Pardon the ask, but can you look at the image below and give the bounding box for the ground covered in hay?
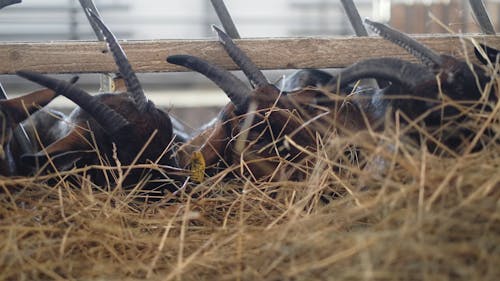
[1,125,499,280]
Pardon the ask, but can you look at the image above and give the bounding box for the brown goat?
[16,10,180,192]
[170,21,498,181]
[168,26,371,182]
[323,19,498,153]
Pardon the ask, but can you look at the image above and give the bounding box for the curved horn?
[365,19,443,68]
[16,70,130,134]
[0,0,21,10]
[474,43,500,65]
[326,58,434,91]
[1,76,78,124]
[167,55,251,110]
[212,25,270,89]
[85,9,149,113]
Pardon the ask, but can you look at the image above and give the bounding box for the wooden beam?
[1,35,499,74]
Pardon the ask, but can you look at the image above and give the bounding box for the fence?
[0,35,497,75]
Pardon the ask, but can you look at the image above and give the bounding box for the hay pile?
[1,116,499,280]
[2,63,500,280]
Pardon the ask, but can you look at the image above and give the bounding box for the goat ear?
[0,88,58,125]
[475,43,500,65]
[23,127,92,170]
[21,150,91,172]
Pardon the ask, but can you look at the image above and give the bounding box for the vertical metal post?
[340,0,369,36]
[78,0,113,92]
[210,0,241,39]
[469,0,496,35]
[0,0,32,154]
[340,0,381,89]
[0,83,32,154]
[0,0,21,10]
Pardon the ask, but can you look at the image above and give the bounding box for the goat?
[16,10,180,193]
[168,26,369,182]
[324,19,498,153]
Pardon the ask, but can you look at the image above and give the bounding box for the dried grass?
[2,75,500,281]
[2,119,498,281]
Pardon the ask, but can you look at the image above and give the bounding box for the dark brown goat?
[324,19,498,153]
[16,10,179,192]
[170,22,498,181]
[168,26,368,182]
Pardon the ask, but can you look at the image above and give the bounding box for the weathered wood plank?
[0,35,499,74]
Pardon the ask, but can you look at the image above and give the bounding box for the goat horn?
[326,58,434,91]
[16,70,130,135]
[85,9,149,113]
[0,0,21,10]
[475,42,500,65]
[167,55,251,111]
[212,25,270,89]
[0,76,78,124]
[365,19,443,68]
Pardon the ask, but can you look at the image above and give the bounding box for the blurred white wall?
[0,0,384,41]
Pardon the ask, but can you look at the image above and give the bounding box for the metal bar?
[0,83,32,154]
[340,0,381,88]
[340,0,368,37]
[0,0,33,154]
[3,4,128,12]
[469,0,496,35]
[78,0,112,92]
[210,0,241,39]
[0,0,21,10]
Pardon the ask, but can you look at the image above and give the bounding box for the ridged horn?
[1,76,78,124]
[326,58,434,91]
[212,25,270,89]
[365,19,443,68]
[0,0,21,10]
[16,70,130,134]
[167,55,251,110]
[85,9,149,113]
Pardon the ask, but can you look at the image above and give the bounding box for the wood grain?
[0,35,499,74]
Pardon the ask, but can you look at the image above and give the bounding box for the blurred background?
[0,0,498,129]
